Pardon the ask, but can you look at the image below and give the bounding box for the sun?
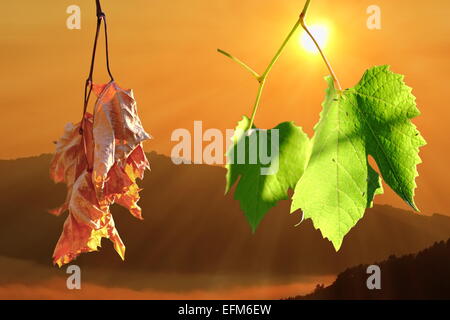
[300,24,329,54]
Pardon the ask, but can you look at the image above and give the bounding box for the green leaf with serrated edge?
[226,116,311,232]
[351,66,426,210]
[291,66,425,251]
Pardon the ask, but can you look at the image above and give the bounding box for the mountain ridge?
[0,152,448,279]
[290,238,450,300]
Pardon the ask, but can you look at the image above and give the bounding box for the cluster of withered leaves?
[50,82,151,267]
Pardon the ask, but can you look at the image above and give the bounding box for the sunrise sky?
[1,0,449,215]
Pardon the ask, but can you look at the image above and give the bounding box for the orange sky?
[1,0,449,214]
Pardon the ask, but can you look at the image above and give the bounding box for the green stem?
[300,0,311,19]
[218,0,341,129]
[260,20,301,80]
[217,49,260,80]
[249,79,266,130]
[247,19,301,129]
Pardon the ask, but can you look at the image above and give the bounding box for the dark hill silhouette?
[0,153,449,283]
[291,238,450,300]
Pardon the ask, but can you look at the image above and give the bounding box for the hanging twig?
[81,0,115,128]
[79,0,116,172]
[218,0,343,129]
[299,0,342,90]
[218,18,301,130]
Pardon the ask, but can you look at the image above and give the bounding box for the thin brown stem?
[300,1,342,90]
[82,0,115,123]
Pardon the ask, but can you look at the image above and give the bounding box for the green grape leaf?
[291,66,426,250]
[226,116,311,232]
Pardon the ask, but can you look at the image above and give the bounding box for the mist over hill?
[0,153,449,291]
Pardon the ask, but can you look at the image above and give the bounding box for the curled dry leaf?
[49,114,93,216]
[52,170,126,266]
[91,82,151,200]
[50,82,151,267]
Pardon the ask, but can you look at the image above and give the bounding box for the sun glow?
[300,24,329,54]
